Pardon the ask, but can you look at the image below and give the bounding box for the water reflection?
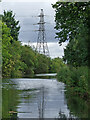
[65,91,89,118]
[38,87,45,118]
[2,73,89,119]
[2,79,20,119]
[14,78,68,118]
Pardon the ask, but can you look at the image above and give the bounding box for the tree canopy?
[52,2,90,44]
[2,10,20,43]
[2,10,66,78]
[52,2,90,66]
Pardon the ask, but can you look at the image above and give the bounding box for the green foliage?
[53,2,89,100]
[2,22,25,78]
[0,14,2,20]
[2,10,71,79]
[2,21,57,78]
[0,20,2,78]
[49,57,65,73]
[65,91,88,118]
[52,2,89,44]
[52,2,89,66]
[57,66,89,99]
[35,54,50,74]
[57,65,70,84]
[2,22,13,77]
[63,25,88,66]
[2,10,20,42]
[21,45,35,77]
[9,41,25,78]
[2,80,20,118]
[2,20,53,78]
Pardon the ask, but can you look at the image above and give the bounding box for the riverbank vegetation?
[2,21,49,78]
[1,2,90,119]
[2,10,63,78]
[57,65,89,99]
[2,1,90,101]
[52,1,90,100]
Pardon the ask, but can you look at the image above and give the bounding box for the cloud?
[48,42,67,58]
[1,2,57,43]
[2,0,57,3]
[1,1,68,58]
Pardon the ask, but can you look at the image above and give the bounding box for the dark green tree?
[35,54,50,74]
[52,2,89,44]
[21,45,35,77]
[63,25,88,67]
[49,57,64,73]
[2,10,20,43]
[52,2,90,66]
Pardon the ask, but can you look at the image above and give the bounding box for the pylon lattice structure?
[36,9,50,57]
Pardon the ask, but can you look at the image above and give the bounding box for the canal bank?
[2,73,89,119]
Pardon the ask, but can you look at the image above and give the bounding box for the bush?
[57,65,89,99]
[57,65,70,83]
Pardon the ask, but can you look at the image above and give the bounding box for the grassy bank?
[57,65,89,100]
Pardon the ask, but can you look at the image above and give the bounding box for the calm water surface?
[2,73,88,119]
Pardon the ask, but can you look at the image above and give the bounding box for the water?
[2,73,88,119]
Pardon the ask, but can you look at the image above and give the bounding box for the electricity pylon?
[36,9,49,57]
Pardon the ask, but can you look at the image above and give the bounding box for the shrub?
[57,65,89,99]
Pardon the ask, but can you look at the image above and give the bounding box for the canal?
[2,73,88,119]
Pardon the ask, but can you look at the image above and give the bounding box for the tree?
[2,10,20,43]
[52,2,89,66]
[21,45,36,77]
[2,22,26,78]
[2,22,13,77]
[49,57,64,73]
[52,2,89,44]
[35,54,50,74]
[63,36,88,67]
[0,20,2,78]
[9,41,27,78]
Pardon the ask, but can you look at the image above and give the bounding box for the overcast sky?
[0,0,67,58]
[2,0,58,2]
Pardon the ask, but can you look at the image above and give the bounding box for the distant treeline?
[1,10,64,78]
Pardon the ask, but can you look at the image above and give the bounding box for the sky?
[2,0,58,2]
[0,0,67,58]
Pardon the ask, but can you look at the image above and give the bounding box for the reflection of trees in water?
[2,83,20,119]
[58,110,81,120]
[65,91,88,118]
[38,86,46,119]
[57,85,88,119]
[58,110,67,119]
